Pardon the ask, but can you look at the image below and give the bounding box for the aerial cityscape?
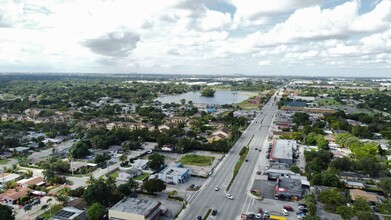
[0,1,391,220]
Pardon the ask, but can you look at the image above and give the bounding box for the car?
[283,205,294,211]
[147,150,153,154]
[281,209,289,216]
[215,186,220,191]
[190,184,195,188]
[245,159,249,162]
[298,203,307,207]
[211,210,218,216]
[196,216,202,220]
[263,211,270,218]
[298,205,307,210]
[225,194,234,200]
[256,171,261,175]
[31,199,41,205]
[255,148,258,150]
[373,206,380,212]
[255,213,262,219]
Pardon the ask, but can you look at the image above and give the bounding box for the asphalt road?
[180,91,280,220]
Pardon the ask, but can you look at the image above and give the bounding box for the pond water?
[156,90,258,105]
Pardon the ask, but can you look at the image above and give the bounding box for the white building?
[158,167,190,184]
[131,159,149,170]
[117,168,142,181]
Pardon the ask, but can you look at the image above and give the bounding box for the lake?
[156,90,258,105]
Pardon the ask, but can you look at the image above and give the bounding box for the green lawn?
[39,204,63,219]
[179,154,214,167]
[134,172,150,181]
[0,159,9,165]
[109,171,119,179]
[318,98,341,106]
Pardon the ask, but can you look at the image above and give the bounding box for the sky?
[0,0,390,77]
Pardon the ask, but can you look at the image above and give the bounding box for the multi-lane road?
[180,91,280,220]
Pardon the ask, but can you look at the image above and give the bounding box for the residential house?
[166,116,188,125]
[132,159,149,170]
[0,188,30,204]
[158,124,175,132]
[0,173,21,185]
[350,189,378,203]
[344,180,365,189]
[109,197,162,220]
[117,168,142,181]
[17,176,45,188]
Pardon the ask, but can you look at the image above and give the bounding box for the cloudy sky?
[0,0,390,76]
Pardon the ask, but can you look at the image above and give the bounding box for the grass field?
[0,159,9,165]
[134,172,150,181]
[178,154,214,167]
[39,204,63,219]
[109,171,119,179]
[318,98,341,106]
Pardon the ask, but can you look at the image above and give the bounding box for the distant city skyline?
[0,0,390,77]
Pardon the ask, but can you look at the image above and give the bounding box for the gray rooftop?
[272,139,296,160]
[278,177,302,192]
[160,167,189,176]
[110,197,160,216]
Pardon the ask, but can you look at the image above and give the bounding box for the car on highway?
[281,209,289,216]
[212,210,218,216]
[256,171,261,175]
[245,159,249,162]
[225,194,234,200]
[255,148,258,150]
[215,186,220,191]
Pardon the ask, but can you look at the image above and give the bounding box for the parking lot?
[243,198,306,220]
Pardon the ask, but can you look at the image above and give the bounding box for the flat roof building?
[0,173,20,185]
[270,139,296,166]
[50,207,86,220]
[109,197,161,220]
[275,176,302,199]
[158,167,190,184]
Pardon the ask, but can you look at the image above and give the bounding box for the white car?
[215,187,220,191]
[255,213,262,219]
[225,194,234,200]
[281,209,289,216]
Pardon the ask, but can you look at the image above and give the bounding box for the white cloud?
[0,0,390,76]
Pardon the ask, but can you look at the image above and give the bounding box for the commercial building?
[109,197,161,220]
[275,177,302,199]
[270,139,296,166]
[50,207,86,220]
[158,167,190,184]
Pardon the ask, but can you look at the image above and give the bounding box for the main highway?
[179,90,280,220]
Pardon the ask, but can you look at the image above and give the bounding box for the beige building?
[109,197,161,220]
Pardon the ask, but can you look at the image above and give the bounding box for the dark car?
[373,206,380,212]
[255,148,258,150]
[196,216,202,220]
[256,171,261,175]
[245,159,249,162]
[212,210,218,216]
[283,205,294,211]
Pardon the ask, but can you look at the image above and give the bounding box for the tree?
[292,112,311,126]
[0,203,15,220]
[83,178,121,206]
[118,179,139,196]
[353,197,372,220]
[330,157,353,172]
[290,165,300,173]
[87,202,105,220]
[336,205,354,220]
[319,188,344,212]
[69,140,91,159]
[143,179,166,193]
[55,188,70,204]
[147,153,165,171]
[180,98,186,105]
[379,177,391,197]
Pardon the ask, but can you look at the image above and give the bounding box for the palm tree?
[86,175,96,185]
[119,154,127,164]
[55,188,70,205]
